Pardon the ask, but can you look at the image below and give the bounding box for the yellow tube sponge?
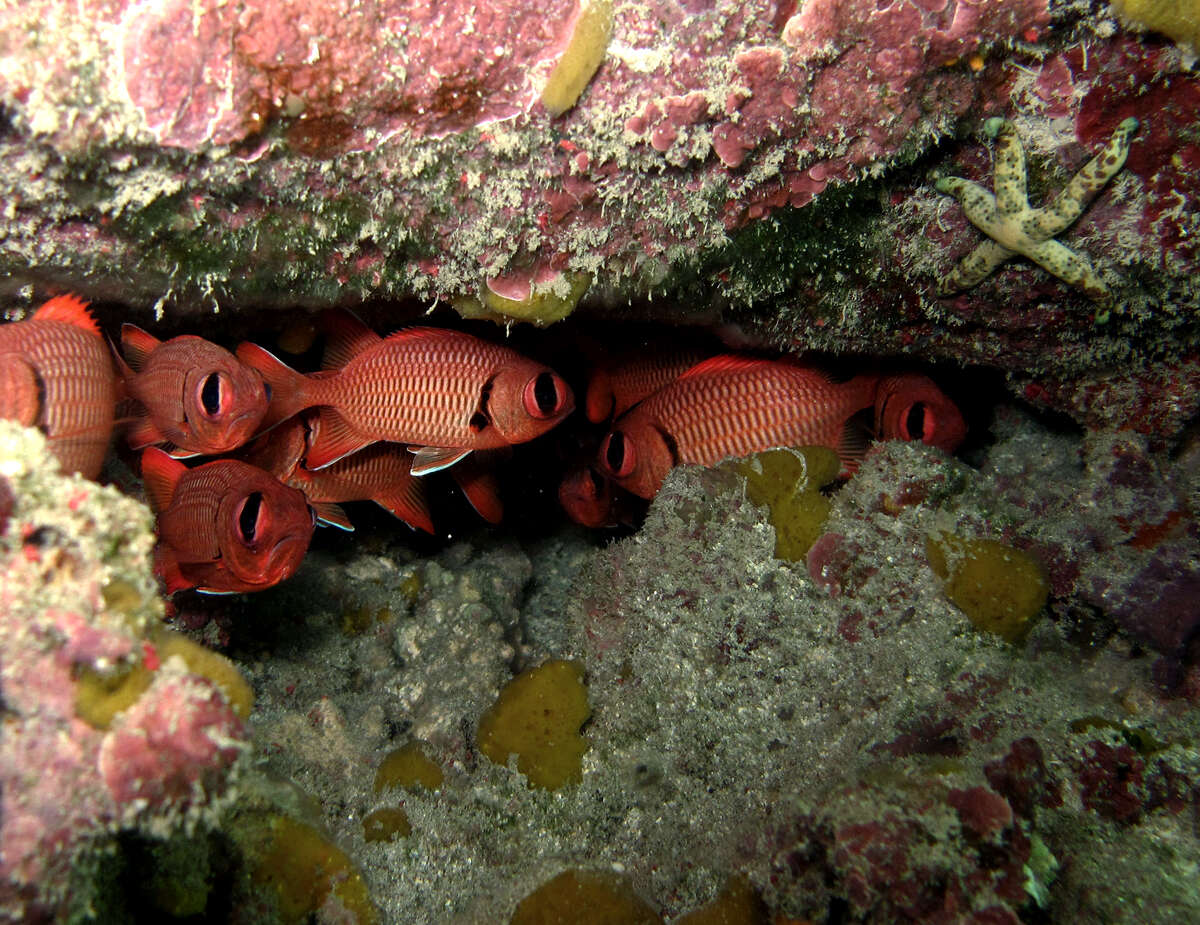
[478,659,590,790]
[926,533,1049,643]
[541,0,615,116]
[1110,0,1200,53]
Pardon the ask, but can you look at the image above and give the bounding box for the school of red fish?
[0,295,967,593]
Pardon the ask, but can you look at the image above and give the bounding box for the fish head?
[596,417,674,500]
[179,344,271,453]
[216,467,315,590]
[875,374,966,454]
[484,364,575,443]
[558,464,615,527]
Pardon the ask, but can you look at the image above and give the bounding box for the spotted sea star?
[935,116,1140,301]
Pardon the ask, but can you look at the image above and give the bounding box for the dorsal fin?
[32,294,100,336]
[319,309,383,370]
[140,447,186,513]
[120,324,162,373]
[677,354,778,379]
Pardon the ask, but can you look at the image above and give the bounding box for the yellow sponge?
[726,446,841,562]
[511,869,661,924]
[927,533,1049,643]
[374,741,444,793]
[1110,0,1200,53]
[478,660,590,790]
[541,0,615,116]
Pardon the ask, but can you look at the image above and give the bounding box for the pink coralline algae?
[121,0,579,149]
[0,425,246,920]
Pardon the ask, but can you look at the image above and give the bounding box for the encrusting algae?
[477,659,591,790]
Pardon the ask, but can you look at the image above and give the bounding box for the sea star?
[935,116,1140,301]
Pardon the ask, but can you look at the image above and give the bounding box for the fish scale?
[0,303,115,480]
[238,312,573,471]
[599,355,881,499]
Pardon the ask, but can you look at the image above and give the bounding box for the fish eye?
[601,431,635,479]
[237,492,265,545]
[523,372,564,419]
[198,372,227,419]
[903,403,927,442]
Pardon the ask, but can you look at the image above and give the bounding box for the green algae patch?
[725,446,841,562]
[155,631,254,719]
[238,811,379,925]
[374,741,444,793]
[540,0,615,116]
[511,869,661,924]
[362,806,412,843]
[926,533,1049,643]
[478,659,590,790]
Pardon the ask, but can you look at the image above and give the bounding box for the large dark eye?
[237,492,264,544]
[600,431,636,478]
[200,372,224,418]
[903,403,927,442]
[523,372,565,419]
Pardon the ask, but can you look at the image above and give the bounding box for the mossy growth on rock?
[477,659,591,790]
[511,869,661,924]
[723,446,841,562]
[926,532,1049,643]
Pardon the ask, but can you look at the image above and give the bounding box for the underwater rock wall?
[1,1,1197,433]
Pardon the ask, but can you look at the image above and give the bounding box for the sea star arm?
[984,117,1028,217]
[935,176,1002,238]
[1032,117,1140,238]
[937,239,1012,295]
[1024,239,1110,300]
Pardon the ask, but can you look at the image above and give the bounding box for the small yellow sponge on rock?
[478,659,590,790]
[511,869,661,924]
[1110,0,1200,54]
[541,0,614,116]
[926,532,1049,643]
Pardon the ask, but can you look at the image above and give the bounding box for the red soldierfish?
[141,448,315,594]
[236,310,574,473]
[596,355,880,499]
[873,373,966,454]
[242,414,434,534]
[115,324,270,456]
[585,344,711,423]
[0,294,115,479]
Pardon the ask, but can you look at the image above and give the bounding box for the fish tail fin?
[140,446,186,513]
[235,341,313,427]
